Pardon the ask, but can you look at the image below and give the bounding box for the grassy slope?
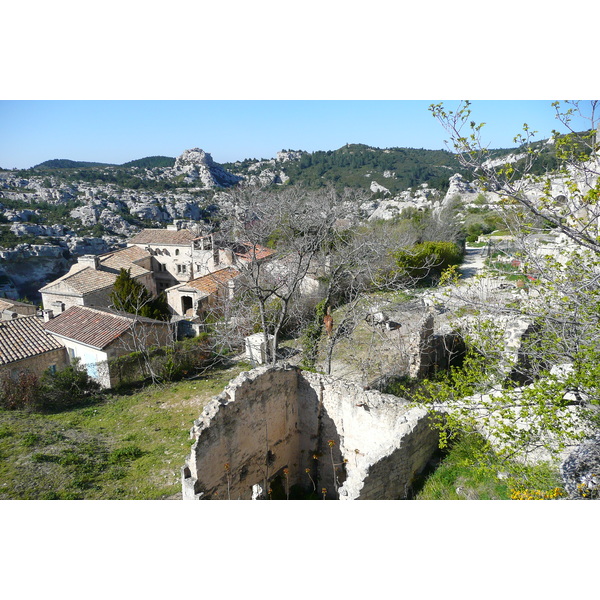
[0,362,250,500]
[414,433,566,500]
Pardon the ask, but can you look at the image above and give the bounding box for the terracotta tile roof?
[0,316,65,366]
[128,228,197,245]
[39,266,117,295]
[233,242,276,262]
[44,306,167,350]
[184,267,241,296]
[39,247,150,295]
[98,246,151,274]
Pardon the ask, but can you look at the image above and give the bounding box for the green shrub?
[108,445,143,465]
[391,241,464,283]
[39,362,103,411]
[300,298,328,370]
[109,333,212,388]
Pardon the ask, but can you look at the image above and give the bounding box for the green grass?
[0,362,250,500]
[414,433,565,500]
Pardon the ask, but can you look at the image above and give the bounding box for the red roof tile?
[0,316,65,366]
[44,306,167,350]
[184,268,241,296]
[128,228,197,245]
[233,243,275,262]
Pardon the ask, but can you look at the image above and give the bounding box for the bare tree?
[217,184,343,365]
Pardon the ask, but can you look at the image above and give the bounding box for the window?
[48,364,57,374]
[175,249,180,256]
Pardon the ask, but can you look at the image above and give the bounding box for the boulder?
[561,434,600,499]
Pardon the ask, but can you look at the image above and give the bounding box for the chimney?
[43,309,54,322]
[78,254,100,270]
[51,301,65,314]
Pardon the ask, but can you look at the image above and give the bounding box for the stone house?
[39,246,155,314]
[163,240,278,318]
[127,226,228,293]
[165,267,241,317]
[0,315,68,380]
[43,305,173,388]
[127,226,277,294]
[0,298,37,320]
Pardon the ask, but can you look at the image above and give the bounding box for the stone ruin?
[181,365,439,500]
[181,306,590,500]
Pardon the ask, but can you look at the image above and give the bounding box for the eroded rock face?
[174,148,215,169]
[172,148,242,188]
[443,173,479,203]
[181,365,439,500]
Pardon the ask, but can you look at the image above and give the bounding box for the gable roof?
[44,306,168,350]
[183,267,241,296]
[39,265,118,296]
[98,245,151,274]
[232,242,275,262]
[128,228,197,246]
[0,316,65,366]
[0,298,36,313]
[39,247,151,296]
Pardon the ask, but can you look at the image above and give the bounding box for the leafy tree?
[110,268,170,321]
[422,100,600,461]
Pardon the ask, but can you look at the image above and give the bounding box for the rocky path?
[458,244,487,279]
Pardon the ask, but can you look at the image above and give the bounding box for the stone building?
[165,267,241,317]
[0,315,68,380]
[0,298,37,320]
[43,305,173,388]
[39,246,155,314]
[127,227,226,293]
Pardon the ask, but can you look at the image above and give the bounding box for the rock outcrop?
[172,148,242,188]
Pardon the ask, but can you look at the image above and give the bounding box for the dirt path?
[458,245,487,279]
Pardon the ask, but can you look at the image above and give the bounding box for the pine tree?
[110,268,170,321]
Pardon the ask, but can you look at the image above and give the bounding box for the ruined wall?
[182,366,439,500]
[302,372,439,500]
[184,367,318,499]
[408,312,435,379]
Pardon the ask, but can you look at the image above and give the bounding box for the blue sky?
[0,100,593,169]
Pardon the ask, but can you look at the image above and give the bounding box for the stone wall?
[182,365,439,500]
[0,347,68,380]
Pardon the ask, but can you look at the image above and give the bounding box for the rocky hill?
[0,138,568,301]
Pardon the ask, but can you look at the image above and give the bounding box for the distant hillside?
[120,156,175,168]
[34,156,175,170]
[34,159,116,169]
[225,144,470,193]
